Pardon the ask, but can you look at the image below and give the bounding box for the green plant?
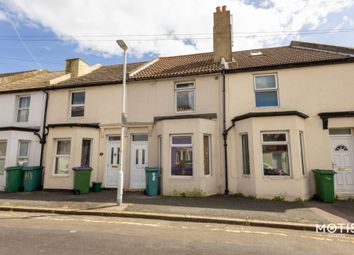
[233,193,245,198]
[294,197,305,203]
[178,189,206,197]
[247,195,257,200]
[272,194,285,202]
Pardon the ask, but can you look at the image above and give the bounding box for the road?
[0,211,353,255]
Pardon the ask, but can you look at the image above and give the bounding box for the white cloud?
[1,0,353,58]
[0,10,7,21]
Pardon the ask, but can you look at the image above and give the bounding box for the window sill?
[169,175,194,179]
[52,174,70,177]
[262,175,292,180]
[242,174,251,178]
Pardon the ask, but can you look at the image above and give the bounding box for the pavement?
[0,190,353,232]
[1,211,353,255]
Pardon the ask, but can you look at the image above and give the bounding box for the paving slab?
[0,190,352,226]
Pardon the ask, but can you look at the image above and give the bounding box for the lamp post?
[116,40,128,205]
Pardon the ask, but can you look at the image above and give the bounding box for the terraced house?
[1,7,354,200]
[0,69,68,190]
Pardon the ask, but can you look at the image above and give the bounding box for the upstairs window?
[254,74,278,107]
[17,96,31,122]
[70,91,85,117]
[17,141,30,166]
[175,82,195,112]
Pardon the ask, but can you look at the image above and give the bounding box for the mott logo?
[316,224,354,234]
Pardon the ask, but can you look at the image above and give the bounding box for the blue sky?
[0,0,353,73]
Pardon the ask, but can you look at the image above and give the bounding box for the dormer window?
[70,91,85,117]
[175,82,195,112]
[17,95,31,122]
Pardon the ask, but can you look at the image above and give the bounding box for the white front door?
[105,136,120,188]
[330,135,354,193]
[130,135,148,189]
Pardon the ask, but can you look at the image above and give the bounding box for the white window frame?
[53,139,71,176]
[170,134,193,177]
[254,73,279,107]
[261,131,291,177]
[203,134,212,176]
[175,81,195,113]
[69,91,85,118]
[0,140,7,175]
[16,95,31,122]
[17,140,31,166]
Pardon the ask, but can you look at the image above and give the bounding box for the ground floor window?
[17,140,30,166]
[81,139,92,167]
[241,134,250,175]
[203,135,211,175]
[54,139,71,175]
[262,132,290,176]
[0,141,7,175]
[171,135,193,176]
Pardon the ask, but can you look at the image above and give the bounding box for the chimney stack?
[65,58,101,78]
[213,6,233,63]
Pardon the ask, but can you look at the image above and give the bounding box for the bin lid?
[145,167,160,172]
[23,166,44,171]
[73,166,93,171]
[313,169,336,175]
[5,166,23,171]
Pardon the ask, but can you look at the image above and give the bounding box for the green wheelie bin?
[313,169,336,203]
[145,167,160,196]
[73,166,92,195]
[5,166,24,192]
[23,166,43,192]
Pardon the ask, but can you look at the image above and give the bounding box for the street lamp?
[116,40,128,205]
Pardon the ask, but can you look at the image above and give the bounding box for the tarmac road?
[0,211,353,255]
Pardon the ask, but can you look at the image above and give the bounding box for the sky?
[0,0,353,73]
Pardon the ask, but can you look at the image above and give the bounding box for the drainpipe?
[39,90,49,166]
[221,68,229,195]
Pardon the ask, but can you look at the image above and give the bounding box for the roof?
[56,61,147,88]
[132,41,354,80]
[0,70,65,92]
[0,41,353,93]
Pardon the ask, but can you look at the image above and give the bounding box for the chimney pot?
[216,6,221,12]
[222,5,227,12]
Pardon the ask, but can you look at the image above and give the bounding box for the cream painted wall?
[46,75,220,125]
[44,74,223,193]
[226,63,354,199]
[43,127,99,190]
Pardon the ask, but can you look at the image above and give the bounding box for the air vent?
[250,51,263,56]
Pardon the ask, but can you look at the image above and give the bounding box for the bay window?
[171,135,193,176]
[262,132,290,176]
